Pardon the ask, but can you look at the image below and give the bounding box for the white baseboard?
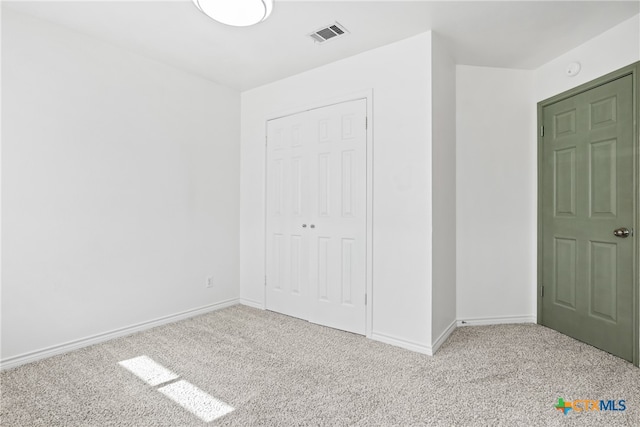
[370,320,457,357]
[239,298,265,310]
[431,320,457,354]
[370,332,434,356]
[457,314,536,327]
[1,303,537,371]
[0,298,240,371]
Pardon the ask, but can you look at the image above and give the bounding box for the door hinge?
[365,294,367,305]
[540,126,545,137]
[365,117,368,130]
[540,286,544,298]
[264,275,267,287]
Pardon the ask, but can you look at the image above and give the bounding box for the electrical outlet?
[206,277,214,288]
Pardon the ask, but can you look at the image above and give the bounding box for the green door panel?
[540,74,634,362]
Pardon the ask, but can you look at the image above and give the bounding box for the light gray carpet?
[1,305,639,426]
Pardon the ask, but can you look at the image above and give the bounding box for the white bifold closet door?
[266,99,367,335]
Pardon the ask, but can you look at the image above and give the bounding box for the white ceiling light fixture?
[192,0,273,27]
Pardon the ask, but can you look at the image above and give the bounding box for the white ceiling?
[4,1,639,90]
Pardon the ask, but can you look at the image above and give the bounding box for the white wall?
[431,33,457,342]
[456,65,536,323]
[1,9,240,362]
[240,33,435,350]
[534,14,640,102]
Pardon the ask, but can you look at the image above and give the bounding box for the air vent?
[309,22,349,44]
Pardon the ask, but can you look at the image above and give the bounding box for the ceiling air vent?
[309,22,349,44]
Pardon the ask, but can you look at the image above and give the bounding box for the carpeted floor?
[1,305,638,426]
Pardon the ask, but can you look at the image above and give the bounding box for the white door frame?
[263,89,374,337]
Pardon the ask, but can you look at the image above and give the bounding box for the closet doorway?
[265,98,368,335]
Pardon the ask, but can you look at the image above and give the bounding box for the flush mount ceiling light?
[192,0,273,27]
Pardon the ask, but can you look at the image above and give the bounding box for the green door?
[540,74,634,362]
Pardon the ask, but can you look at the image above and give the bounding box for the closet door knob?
[310,224,315,229]
[302,224,307,228]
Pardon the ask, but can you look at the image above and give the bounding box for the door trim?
[537,61,640,367]
[263,90,374,338]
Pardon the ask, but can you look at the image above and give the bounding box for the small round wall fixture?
[566,62,581,77]
[192,0,273,27]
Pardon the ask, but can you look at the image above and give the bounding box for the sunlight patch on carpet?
[118,355,179,386]
[118,355,234,422]
[158,380,234,422]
